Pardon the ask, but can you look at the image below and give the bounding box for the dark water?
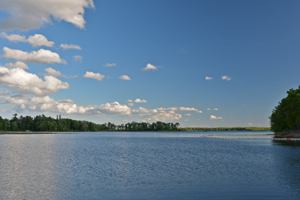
[0,131,300,199]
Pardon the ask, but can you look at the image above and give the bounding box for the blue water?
[0,131,299,199]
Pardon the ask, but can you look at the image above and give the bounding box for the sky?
[0,0,300,127]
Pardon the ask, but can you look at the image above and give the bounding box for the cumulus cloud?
[127,103,134,107]
[207,108,218,111]
[132,107,182,121]
[1,33,54,47]
[1,32,26,42]
[134,98,147,103]
[1,47,66,64]
[179,107,202,113]
[0,0,95,31]
[83,71,105,81]
[142,63,158,71]
[185,113,191,116]
[119,75,131,80]
[103,63,116,67]
[27,34,54,47]
[205,77,213,80]
[126,99,133,103]
[222,75,231,81]
[96,102,131,115]
[1,95,131,115]
[60,44,82,50]
[42,67,66,77]
[0,94,197,122]
[73,55,83,62]
[42,68,78,79]
[210,115,222,120]
[5,61,28,69]
[0,67,69,96]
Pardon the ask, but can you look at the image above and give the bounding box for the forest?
[0,114,180,132]
[180,127,270,131]
[269,86,300,132]
[0,113,270,133]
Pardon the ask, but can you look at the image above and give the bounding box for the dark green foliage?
[269,86,300,132]
[0,114,180,132]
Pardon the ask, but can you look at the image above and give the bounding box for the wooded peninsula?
[0,113,270,133]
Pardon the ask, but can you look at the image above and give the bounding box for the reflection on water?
[0,132,299,199]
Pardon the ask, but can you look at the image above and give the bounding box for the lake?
[0,131,299,199]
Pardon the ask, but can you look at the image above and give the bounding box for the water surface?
[0,131,299,199]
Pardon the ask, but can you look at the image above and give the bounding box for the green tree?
[270,86,300,132]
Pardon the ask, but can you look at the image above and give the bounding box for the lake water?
[0,131,300,199]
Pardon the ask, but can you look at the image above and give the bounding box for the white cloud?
[185,113,191,116]
[1,32,54,47]
[1,47,66,64]
[83,71,105,81]
[179,107,202,113]
[134,98,147,103]
[222,75,231,81]
[0,67,69,96]
[1,94,197,122]
[43,67,65,77]
[248,123,253,126]
[1,32,26,42]
[126,99,133,103]
[132,107,182,121]
[210,115,222,120]
[127,103,134,107]
[142,63,158,71]
[1,95,133,116]
[207,108,218,111]
[179,107,196,111]
[0,0,95,31]
[42,68,78,78]
[119,75,131,80]
[96,102,131,115]
[103,63,116,67]
[73,55,83,62]
[205,77,213,80]
[5,61,28,69]
[60,44,82,50]
[27,34,54,47]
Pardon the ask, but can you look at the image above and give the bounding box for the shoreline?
[0,130,272,135]
[275,131,300,138]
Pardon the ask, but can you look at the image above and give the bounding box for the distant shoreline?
[0,129,272,135]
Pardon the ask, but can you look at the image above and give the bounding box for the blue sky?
[0,0,300,127]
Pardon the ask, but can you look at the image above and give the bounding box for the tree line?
[269,86,300,132]
[0,114,180,132]
[180,127,270,131]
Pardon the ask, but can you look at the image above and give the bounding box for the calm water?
[0,131,300,199]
